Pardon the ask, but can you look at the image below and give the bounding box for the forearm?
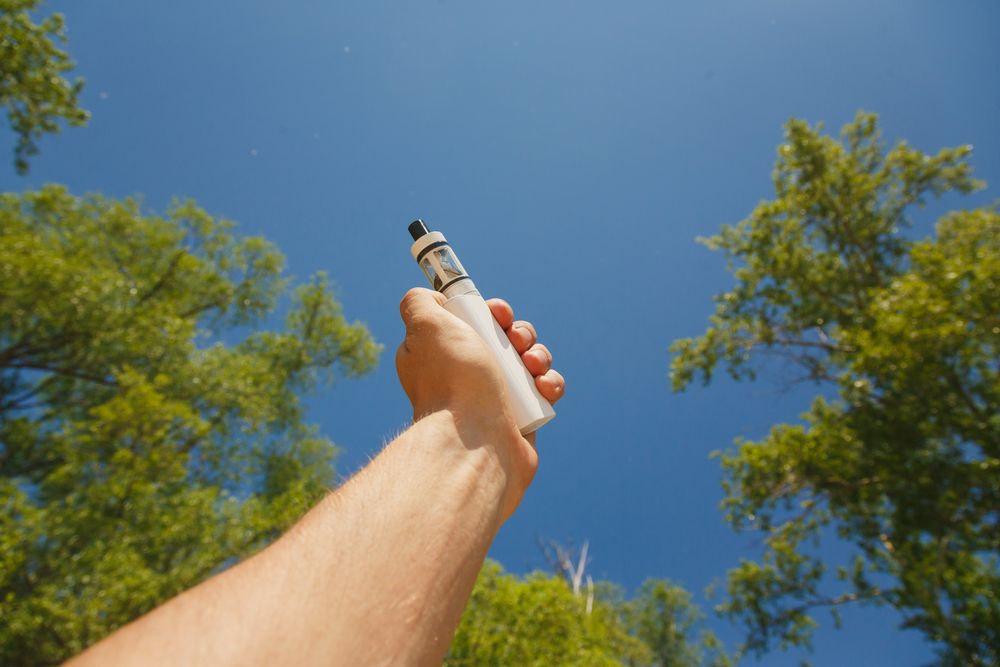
[69,411,511,667]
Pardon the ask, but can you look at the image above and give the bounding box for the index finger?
[485,298,514,330]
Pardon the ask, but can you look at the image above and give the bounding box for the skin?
[68,288,565,667]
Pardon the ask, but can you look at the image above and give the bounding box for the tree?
[448,548,728,667]
[537,539,730,667]
[623,581,730,667]
[0,186,380,663]
[0,0,89,175]
[447,560,651,666]
[671,112,998,665]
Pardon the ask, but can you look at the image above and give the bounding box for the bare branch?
[540,539,592,597]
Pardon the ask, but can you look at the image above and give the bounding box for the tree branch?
[5,362,115,387]
[138,250,185,305]
[778,587,884,622]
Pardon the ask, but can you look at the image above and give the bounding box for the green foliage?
[448,562,727,667]
[0,186,380,663]
[448,560,647,666]
[623,580,731,667]
[671,112,999,666]
[0,0,89,175]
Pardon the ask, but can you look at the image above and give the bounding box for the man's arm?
[68,288,564,666]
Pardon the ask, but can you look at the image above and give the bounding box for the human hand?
[395,288,564,517]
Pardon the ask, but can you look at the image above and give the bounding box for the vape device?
[408,220,556,435]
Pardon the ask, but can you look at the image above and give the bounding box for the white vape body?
[409,222,556,435]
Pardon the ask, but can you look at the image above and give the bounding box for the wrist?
[412,407,531,521]
[413,406,536,523]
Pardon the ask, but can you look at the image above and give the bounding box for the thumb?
[399,287,448,330]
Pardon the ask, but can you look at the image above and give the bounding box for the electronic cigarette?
[408,220,556,435]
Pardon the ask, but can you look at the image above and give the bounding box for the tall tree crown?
[0,187,380,661]
[671,112,998,666]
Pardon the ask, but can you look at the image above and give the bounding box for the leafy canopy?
[622,580,730,667]
[0,186,380,663]
[447,560,727,667]
[671,112,998,666]
[448,560,649,667]
[0,0,89,175]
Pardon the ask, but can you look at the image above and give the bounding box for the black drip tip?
[408,219,430,241]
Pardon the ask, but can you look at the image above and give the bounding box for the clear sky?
[7,1,999,664]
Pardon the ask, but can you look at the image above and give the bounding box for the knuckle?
[399,287,424,315]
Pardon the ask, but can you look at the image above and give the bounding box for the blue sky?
[7,1,999,664]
